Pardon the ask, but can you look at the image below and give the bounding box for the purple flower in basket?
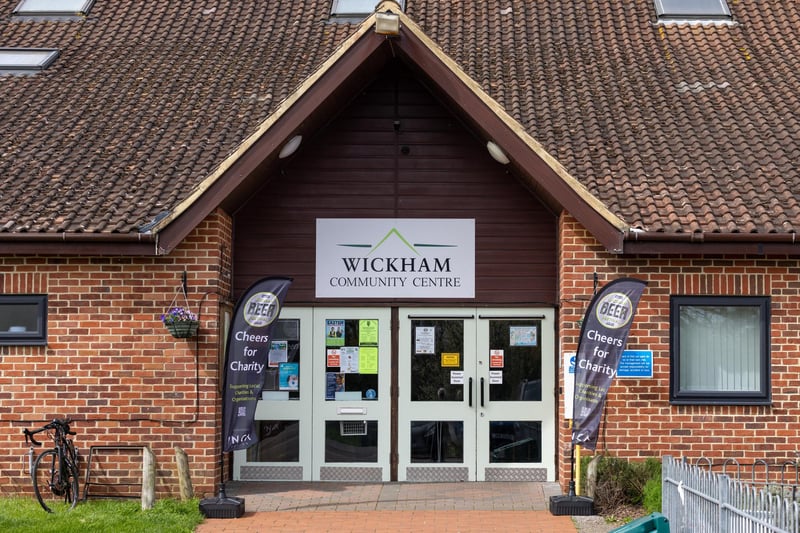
[161,307,198,324]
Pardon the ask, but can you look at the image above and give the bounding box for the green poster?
[359,319,378,345]
[359,346,378,374]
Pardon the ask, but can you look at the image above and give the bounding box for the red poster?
[489,349,504,368]
[327,349,341,367]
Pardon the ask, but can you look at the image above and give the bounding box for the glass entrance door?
[398,308,555,482]
[398,312,477,481]
[233,307,313,481]
[476,311,555,481]
[312,308,391,481]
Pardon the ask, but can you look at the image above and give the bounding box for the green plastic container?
[610,512,670,533]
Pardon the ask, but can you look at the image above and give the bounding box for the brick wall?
[557,213,800,487]
[0,209,232,499]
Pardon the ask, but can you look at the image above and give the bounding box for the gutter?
[625,230,798,244]
[0,232,158,243]
[0,231,160,256]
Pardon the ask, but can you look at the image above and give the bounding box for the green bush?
[579,455,661,515]
[643,476,662,513]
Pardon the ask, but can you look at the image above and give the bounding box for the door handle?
[480,377,485,408]
[468,377,473,407]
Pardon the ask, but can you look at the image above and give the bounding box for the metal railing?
[663,455,800,533]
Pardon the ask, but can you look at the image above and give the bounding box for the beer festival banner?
[571,277,647,450]
[223,277,292,452]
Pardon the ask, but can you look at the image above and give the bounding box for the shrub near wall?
[557,213,800,488]
[0,210,232,499]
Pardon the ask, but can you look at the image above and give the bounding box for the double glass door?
[233,306,554,482]
[398,308,555,481]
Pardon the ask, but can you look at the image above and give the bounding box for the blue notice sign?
[617,350,653,378]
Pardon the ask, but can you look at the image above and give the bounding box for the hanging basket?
[162,282,199,339]
[165,320,199,339]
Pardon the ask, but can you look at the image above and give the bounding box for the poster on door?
[341,346,360,373]
[415,326,435,354]
[279,362,299,391]
[510,325,537,346]
[268,340,288,367]
[489,349,504,368]
[326,319,345,346]
[327,348,341,367]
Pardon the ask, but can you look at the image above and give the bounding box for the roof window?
[655,0,732,21]
[13,0,94,17]
[0,48,59,75]
[330,0,404,20]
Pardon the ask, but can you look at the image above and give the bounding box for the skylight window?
[655,0,731,20]
[13,0,94,17]
[330,0,404,18]
[0,48,59,75]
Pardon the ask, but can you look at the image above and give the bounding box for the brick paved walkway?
[195,481,578,532]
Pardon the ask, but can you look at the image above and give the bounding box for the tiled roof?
[1,1,799,245]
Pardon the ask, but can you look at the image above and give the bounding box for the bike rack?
[82,445,147,501]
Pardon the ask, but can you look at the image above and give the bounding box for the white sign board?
[564,352,575,419]
[316,219,475,298]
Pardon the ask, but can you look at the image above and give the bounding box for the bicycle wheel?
[32,450,79,513]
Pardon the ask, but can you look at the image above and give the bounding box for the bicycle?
[23,418,80,513]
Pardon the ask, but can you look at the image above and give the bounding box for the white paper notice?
[340,346,360,373]
[415,326,435,354]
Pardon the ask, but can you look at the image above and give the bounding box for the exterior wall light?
[486,141,510,165]
[278,135,303,159]
[375,12,400,36]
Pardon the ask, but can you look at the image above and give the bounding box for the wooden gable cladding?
[233,63,557,305]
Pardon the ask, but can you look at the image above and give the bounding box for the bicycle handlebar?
[23,428,42,446]
[23,418,76,446]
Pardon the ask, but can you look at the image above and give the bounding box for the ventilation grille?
[340,420,367,436]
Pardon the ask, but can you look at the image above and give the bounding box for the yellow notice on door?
[359,319,379,345]
[441,352,460,367]
[360,346,378,374]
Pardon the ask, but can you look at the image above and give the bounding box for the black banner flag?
[571,277,647,450]
[223,276,292,453]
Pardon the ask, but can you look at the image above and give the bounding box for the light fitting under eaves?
[486,141,510,165]
[375,12,400,36]
[278,135,303,159]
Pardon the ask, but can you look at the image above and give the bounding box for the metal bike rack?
[82,445,147,501]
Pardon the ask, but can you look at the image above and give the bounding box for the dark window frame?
[670,295,770,405]
[0,294,47,346]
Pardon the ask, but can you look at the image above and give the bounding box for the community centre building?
[1,0,799,497]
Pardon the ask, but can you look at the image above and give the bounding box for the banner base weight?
[199,484,245,519]
[549,493,594,516]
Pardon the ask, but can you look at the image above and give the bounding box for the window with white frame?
[13,0,94,17]
[654,0,731,20]
[330,0,404,18]
[0,294,47,346]
[0,48,59,75]
[670,296,770,405]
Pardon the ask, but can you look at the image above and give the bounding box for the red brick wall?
[0,209,232,499]
[558,213,800,487]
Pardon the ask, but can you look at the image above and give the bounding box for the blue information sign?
[617,350,653,378]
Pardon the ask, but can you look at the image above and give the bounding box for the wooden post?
[142,446,156,510]
[175,446,194,501]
